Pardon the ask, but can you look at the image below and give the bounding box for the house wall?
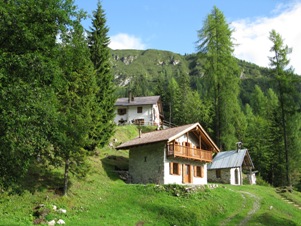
[129,139,209,185]
[230,167,242,185]
[208,169,230,184]
[164,133,208,185]
[175,133,199,148]
[115,104,160,125]
[129,142,165,184]
[163,158,208,185]
[247,173,256,185]
[208,167,242,185]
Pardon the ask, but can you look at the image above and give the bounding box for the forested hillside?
[111,49,271,101]
[1,0,301,198]
[110,36,301,190]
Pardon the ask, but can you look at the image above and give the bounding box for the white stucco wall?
[175,134,199,148]
[163,157,208,185]
[230,167,242,185]
[115,104,160,125]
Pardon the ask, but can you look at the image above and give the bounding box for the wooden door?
[183,164,192,184]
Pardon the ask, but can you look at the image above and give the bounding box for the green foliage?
[55,16,99,195]
[0,0,74,189]
[87,0,117,150]
[196,6,243,150]
[0,0,115,195]
[268,29,301,186]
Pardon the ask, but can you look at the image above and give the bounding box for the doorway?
[183,164,192,184]
[235,168,240,185]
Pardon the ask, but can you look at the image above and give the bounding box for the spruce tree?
[87,1,116,149]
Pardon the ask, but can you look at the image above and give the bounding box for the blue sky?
[74,0,301,74]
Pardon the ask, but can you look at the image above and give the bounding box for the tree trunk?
[278,80,291,186]
[63,158,70,196]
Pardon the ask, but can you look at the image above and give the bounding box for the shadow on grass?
[140,202,200,225]
[253,213,298,226]
[18,164,68,195]
[101,155,129,181]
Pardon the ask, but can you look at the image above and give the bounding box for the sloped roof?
[116,122,219,152]
[207,149,254,170]
[115,96,161,106]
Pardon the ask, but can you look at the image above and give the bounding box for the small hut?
[207,148,255,185]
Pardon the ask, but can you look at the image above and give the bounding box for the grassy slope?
[1,125,301,226]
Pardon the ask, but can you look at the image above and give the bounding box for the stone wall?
[129,142,165,184]
[207,169,231,184]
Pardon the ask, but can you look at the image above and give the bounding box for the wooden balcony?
[167,144,212,162]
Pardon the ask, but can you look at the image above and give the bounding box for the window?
[216,169,221,178]
[170,162,181,175]
[118,108,126,115]
[134,119,144,125]
[137,106,143,113]
[194,166,204,178]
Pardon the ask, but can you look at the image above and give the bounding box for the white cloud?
[109,33,146,50]
[232,2,301,75]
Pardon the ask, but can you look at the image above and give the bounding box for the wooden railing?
[167,144,212,162]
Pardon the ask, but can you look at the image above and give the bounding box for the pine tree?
[196,6,243,150]
[87,1,116,149]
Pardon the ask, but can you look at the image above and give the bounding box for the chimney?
[236,141,242,152]
[128,90,132,103]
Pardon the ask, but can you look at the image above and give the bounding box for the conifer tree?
[196,6,243,150]
[87,1,116,149]
[0,0,74,189]
[56,17,98,195]
[268,29,301,186]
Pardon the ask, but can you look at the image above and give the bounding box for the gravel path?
[238,191,261,226]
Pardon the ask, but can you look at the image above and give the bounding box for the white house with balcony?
[116,123,220,185]
[114,93,164,126]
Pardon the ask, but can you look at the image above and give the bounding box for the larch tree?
[268,29,301,186]
[87,1,116,150]
[56,17,98,195]
[196,6,243,150]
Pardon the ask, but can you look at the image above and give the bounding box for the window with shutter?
[194,166,204,178]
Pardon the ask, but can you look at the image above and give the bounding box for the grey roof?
[115,96,161,106]
[116,122,220,152]
[207,149,254,170]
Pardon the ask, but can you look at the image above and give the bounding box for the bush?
[256,175,270,186]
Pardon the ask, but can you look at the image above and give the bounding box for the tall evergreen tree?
[244,87,282,185]
[0,0,74,189]
[196,6,243,150]
[166,78,181,126]
[268,29,301,186]
[56,17,98,195]
[87,1,116,150]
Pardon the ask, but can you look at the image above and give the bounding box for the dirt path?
[220,190,260,226]
[238,191,261,226]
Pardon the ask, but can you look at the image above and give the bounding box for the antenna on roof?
[236,141,243,152]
